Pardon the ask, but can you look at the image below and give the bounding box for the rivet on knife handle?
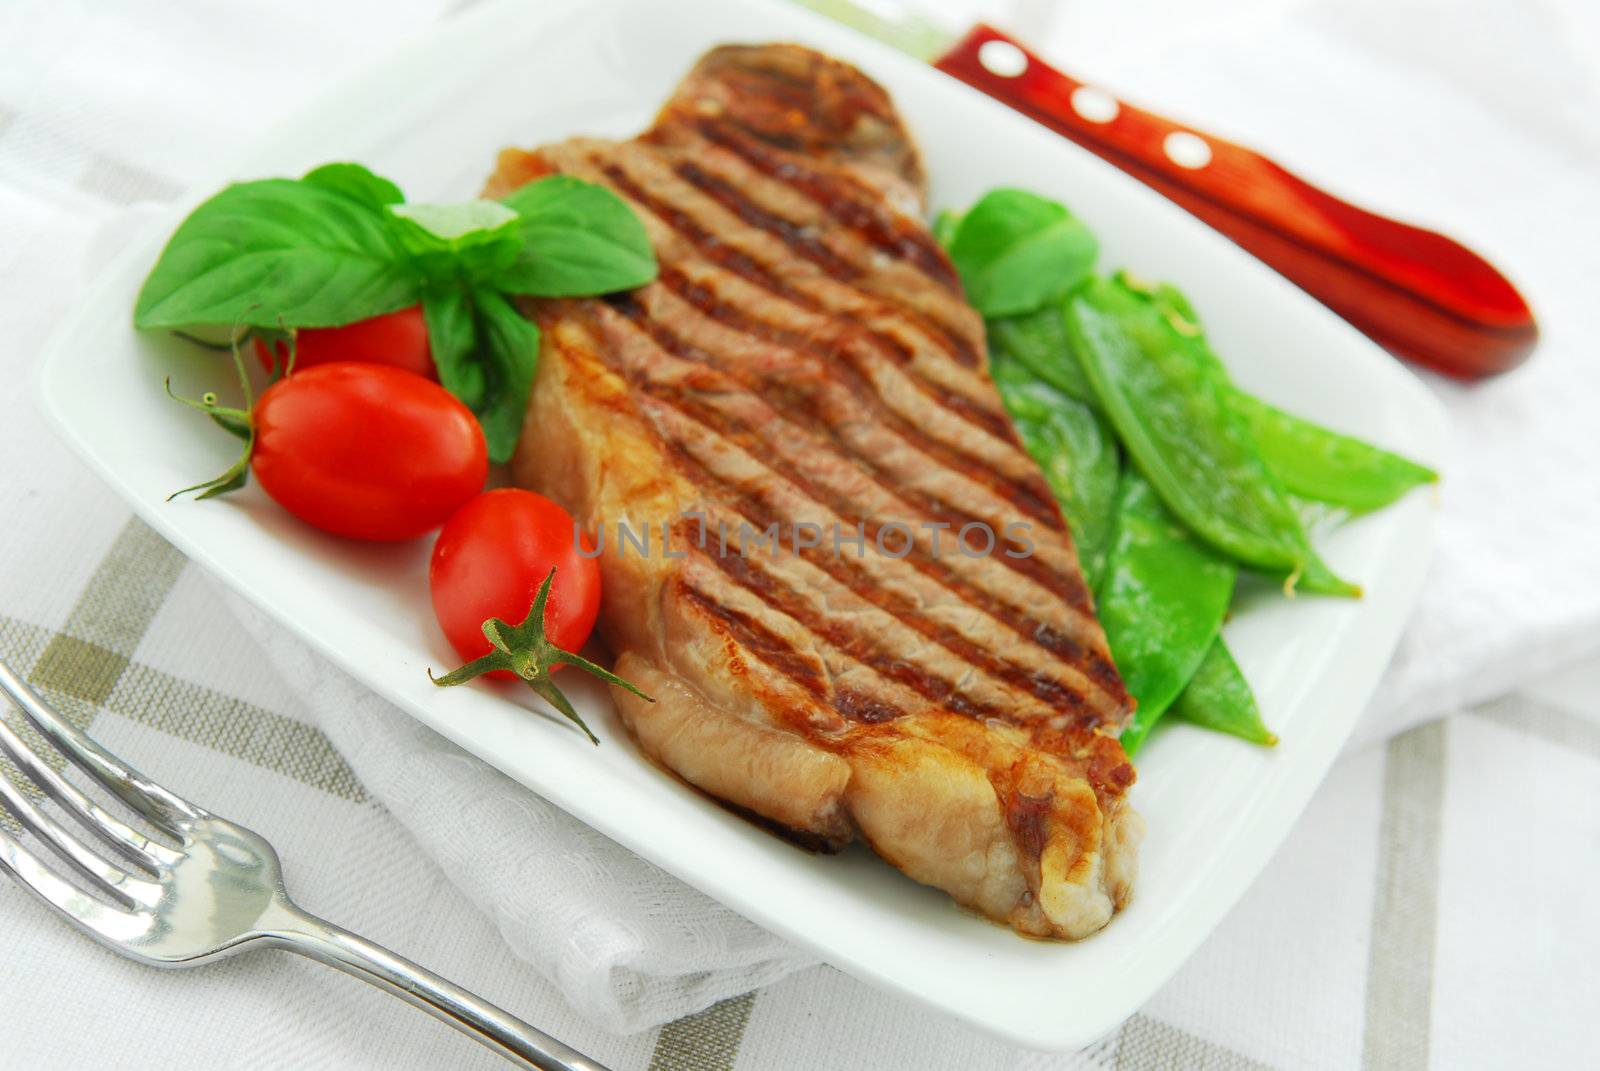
[935,25,1539,380]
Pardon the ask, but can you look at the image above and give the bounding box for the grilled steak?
[486,43,1142,938]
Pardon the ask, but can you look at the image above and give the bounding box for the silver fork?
[0,656,609,1071]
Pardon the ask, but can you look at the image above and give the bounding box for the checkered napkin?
[3,1,1600,1068]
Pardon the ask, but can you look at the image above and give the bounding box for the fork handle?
[267,909,611,1071]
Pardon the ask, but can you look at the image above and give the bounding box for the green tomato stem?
[429,567,654,745]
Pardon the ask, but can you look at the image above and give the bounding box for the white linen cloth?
[2,0,1597,1067]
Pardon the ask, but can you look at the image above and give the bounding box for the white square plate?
[36,0,1446,1049]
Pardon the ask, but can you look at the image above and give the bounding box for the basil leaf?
[471,290,542,463]
[495,176,657,296]
[387,201,522,285]
[947,188,1097,317]
[423,287,538,461]
[302,163,405,210]
[135,179,420,329]
[423,288,483,410]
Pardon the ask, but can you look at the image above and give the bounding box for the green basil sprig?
[134,162,657,463]
[133,177,419,330]
[497,176,658,296]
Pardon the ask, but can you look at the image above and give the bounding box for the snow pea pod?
[990,295,1434,515]
[1147,281,1438,514]
[1066,277,1359,597]
[1231,393,1437,514]
[991,354,1119,588]
[1098,470,1237,756]
[1170,637,1277,747]
[988,306,1095,404]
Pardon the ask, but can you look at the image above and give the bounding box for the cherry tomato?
[253,305,433,379]
[430,489,601,676]
[252,363,485,541]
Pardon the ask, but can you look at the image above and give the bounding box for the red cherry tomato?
[252,363,485,541]
[253,305,433,380]
[430,489,601,676]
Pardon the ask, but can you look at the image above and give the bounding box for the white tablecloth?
[2,0,1597,1067]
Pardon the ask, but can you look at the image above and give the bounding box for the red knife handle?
[934,25,1538,380]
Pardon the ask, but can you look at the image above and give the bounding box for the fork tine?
[0,711,180,869]
[0,762,158,909]
[0,657,200,832]
[0,821,147,946]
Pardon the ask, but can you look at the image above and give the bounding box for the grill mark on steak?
[557,300,1126,717]
[601,379,1122,723]
[665,148,966,350]
[704,548,999,720]
[653,265,1031,483]
[686,118,960,292]
[596,152,988,415]
[664,423,1119,699]
[603,288,1065,548]
[600,163,816,306]
[582,147,1018,449]
[603,140,976,370]
[699,528,1102,722]
[674,160,860,280]
[578,140,1014,442]
[832,688,902,724]
[640,405,1126,723]
[566,320,1113,680]
[676,582,829,698]
[671,47,916,185]
[658,377,1047,579]
[599,319,1104,655]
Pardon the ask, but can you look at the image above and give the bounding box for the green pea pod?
[988,307,1096,405]
[1170,637,1278,747]
[1066,277,1360,597]
[1098,470,1237,756]
[991,354,1119,588]
[990,298,1434,517]
[1231,393,1438,514]
[1145,280,1437,516]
